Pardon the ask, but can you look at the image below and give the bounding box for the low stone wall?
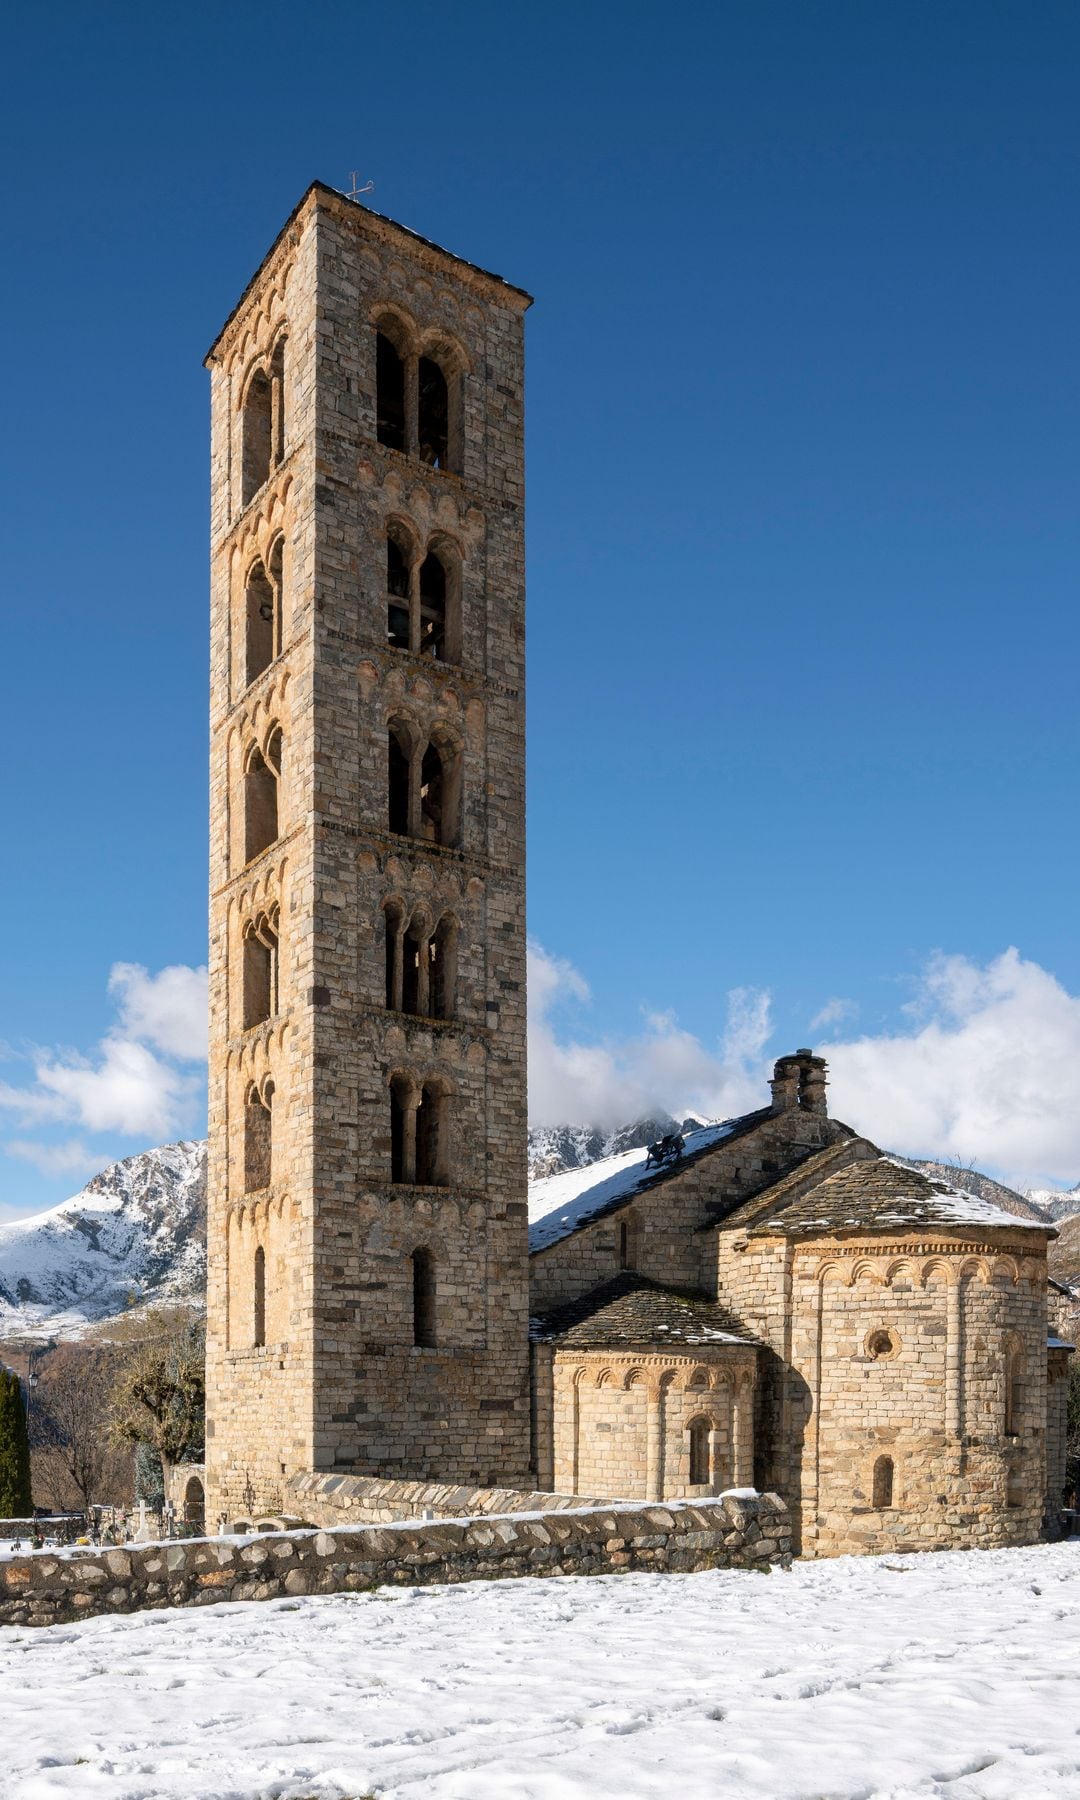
[286,1471,605,1527]
[0,1492,791,1629]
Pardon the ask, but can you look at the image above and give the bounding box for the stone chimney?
[769,1049,828,1116]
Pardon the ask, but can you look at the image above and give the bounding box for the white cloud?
[0,961,207,1153]
[821,947,1080,1187]
[810,997,858,1032]
[5,1138,102,1179]
[526,940,768,1129]
[108,962,208,1061]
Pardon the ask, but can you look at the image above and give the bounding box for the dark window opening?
[619,1215,637,1271]
[253,1245,266,1348]
[418,553,446,659]
[244,742,279,864]
[242,920,277,1029]
[384,905,401,1010]
[270,337,286,464]
[242,369,273,506]
[1006,1350,1023,1436]
[244,560,275,686]
[387,536,411,649]
[688,1417,709,1486]
[418,358,449,468]
[388,725,410,834]
[377,332,406,452]
[420,742,444,843]
[430,915,456,1020]
[244,1085,273,1193]
[402,920,423,1016]
[412,1247,436,1348]
[416,1082,446,1186]
[872,1455,894,1510]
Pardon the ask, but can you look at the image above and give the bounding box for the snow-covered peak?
[0,1141,206,1339]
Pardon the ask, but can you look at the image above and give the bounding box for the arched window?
[429,914,457,1020]
[420,741,444,843]
[390,1074,412,1183]
[376,331,407,452]
[418,357,450,469]
[412,1246,436,1347]
[872,1455,894,1509]
[242,913,278,1029]
[244,1082,273,1192]
[242,368,273,505]
[244,559,275,686]
[183,1475,205,1527]
[244,734,280,864]
[387,532,411,649]
[402,915,424,1016]
[416,1081,449,1186]
[388,721,411,835]
[418,552,447,659]
[1005,1344,1023,1437]
[688,1417,710,1486]
[253,1245,266,1348]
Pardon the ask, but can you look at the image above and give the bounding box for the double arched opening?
[242,908,279,1030]
[243,726,282,865]
[385,523,461,663]
[243,1079,275,1194]
[241,336,287,508]
[243,537,284,688]
[375,314,464,474]
[387,718,462,848]
[389,1072,452,1187]
[384,901,457,1021]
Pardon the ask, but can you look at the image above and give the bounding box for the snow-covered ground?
[2,1543,1079,1798]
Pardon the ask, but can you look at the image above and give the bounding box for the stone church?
[202,182,1070,1557]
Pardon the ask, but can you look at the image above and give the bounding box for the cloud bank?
[4,943,1079,1200]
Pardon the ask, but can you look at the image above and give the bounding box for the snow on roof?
[750,1155,1052,1238]
[528,1120,743,1254]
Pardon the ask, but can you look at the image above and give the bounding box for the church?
[201,183,1070,1557]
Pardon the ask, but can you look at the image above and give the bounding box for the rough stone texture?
[286,1471,602,1526]
[204,186,533,1517]
[0,1495,791,1629]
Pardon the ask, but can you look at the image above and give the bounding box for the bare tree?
[109,1313,205,1492]
[33,1346,119,1511]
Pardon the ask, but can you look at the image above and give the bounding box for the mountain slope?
[0,1142,206,1338]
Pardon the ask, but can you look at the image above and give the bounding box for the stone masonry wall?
[286,1470,601,1526]
[0,1495,792,1630]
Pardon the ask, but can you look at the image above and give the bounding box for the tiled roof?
[748,1156,1054,1239]
[720,1139,869,1229]
[531,1274,756,1348]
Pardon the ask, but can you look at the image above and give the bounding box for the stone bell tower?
[203,183,533,1517]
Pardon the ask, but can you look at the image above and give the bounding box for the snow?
[2,1542,1079,1797]
[528,1122,738,1253]
[0,1140,205,1338]
[877,1159,1050,1231]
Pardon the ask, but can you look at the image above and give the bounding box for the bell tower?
[203,184,532,1517]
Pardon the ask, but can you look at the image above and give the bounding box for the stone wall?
[286,1471,601,1526]
[0,1494,792,1629]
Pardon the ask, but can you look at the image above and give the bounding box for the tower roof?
[205,181,533,365]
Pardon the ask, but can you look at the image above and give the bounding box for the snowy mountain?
[909,1161,1051,1224]
[527,1115,705,1180]
[0,1141,206,1339]
[1024,1183,1080,1222]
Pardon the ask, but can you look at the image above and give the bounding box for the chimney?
[770,1049,829,1117]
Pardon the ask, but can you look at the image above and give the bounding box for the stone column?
[733,1380,754,1486]
[646,1381,664,1501]
[946,1278,962,1439]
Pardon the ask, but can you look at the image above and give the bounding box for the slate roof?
[719,1139,867,1230]
[747,1156,1054,1239]
[531,1274,756,1348]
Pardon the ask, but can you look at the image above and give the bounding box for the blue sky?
[2,0,1079,1219]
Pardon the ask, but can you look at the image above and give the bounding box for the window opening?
[619,1213,637,1271]
[1005,1347,1022,1436]
[384,903,402,1010]
[390,1076,410,1183]
[387,536,411,649]
[270,337,286,465]
[388,724,410,835]
[242,368,273,505]
[376,332,406,451]
[418,358,449,468]
[244,1084,273,1193]
[244,740,279,864]
[688,1417,709,1486]
[242,916,278,1029]
[402,918,423,1016]
[430,915,456,1020]
[416,1082,446,1186]
[253,1246,266,1348]
[244,560,275,686]
[418,553,447,659]
[420,742,444,843]
[872,1455,894,1509]
[412,1247,436,1347]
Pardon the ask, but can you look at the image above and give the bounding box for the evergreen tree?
[0,1365,33,1518]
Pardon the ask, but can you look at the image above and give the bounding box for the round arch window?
[866,1327,900,1361]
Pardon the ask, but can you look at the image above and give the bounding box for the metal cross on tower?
[347,172,374,202]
